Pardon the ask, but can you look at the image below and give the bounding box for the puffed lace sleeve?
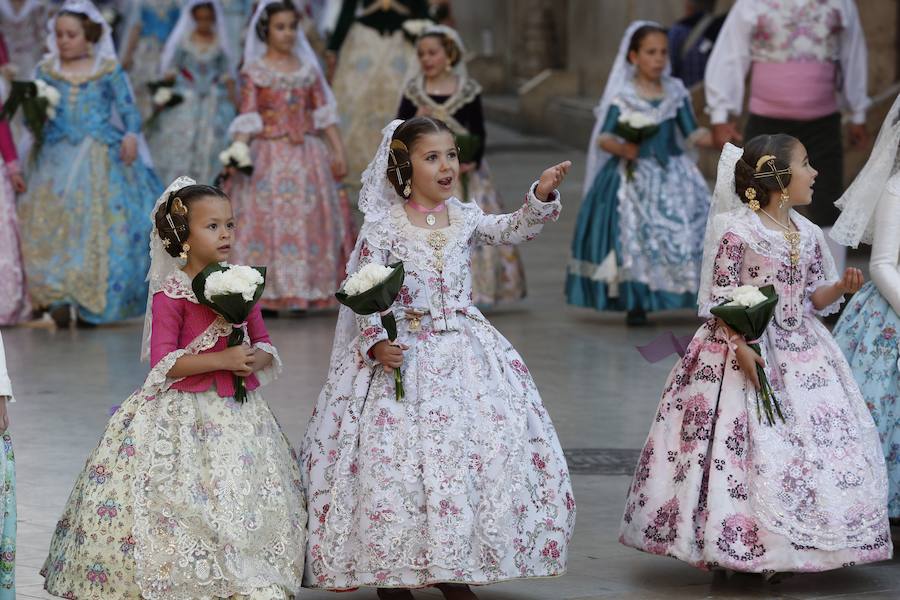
[351,238,392,366]
[699,231,746,318]
[805,238,843,317]
[472,182,561,246]
[228,71,263,137]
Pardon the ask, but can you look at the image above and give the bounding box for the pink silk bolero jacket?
[150,270,274,398]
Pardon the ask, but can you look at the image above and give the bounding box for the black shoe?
[49,305,72,328]
[626,308,649,326]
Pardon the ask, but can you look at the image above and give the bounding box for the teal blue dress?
[566,79,710,313]
[17,59,163,324]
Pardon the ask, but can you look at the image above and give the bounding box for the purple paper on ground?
[636,332,695,363]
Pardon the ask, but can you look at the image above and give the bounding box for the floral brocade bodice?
[171,40,233,97]
[238,61,337,143]
[704,209,840,329]
[751,0,844,62]
[354,190,559,345]
[36,59,142,147]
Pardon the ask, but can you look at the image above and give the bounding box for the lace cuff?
[228,112,263,138]
[141,349,188,396]
[527,181,562,219]
[252,342,282,386]
[805,279,845,317]
[313,103,339,130]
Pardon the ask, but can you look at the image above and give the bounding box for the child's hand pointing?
[536,161,571,201]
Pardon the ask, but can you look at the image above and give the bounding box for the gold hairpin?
[171,197,187,216]
[755,155,777,172]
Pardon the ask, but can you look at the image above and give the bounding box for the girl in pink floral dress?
[619,136,892,575]
[300,118,575,599]
[225,0,355,311]
[0,35,29,325]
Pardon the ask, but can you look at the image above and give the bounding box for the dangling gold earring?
[403,181,412,198]
[779,192,790,209]
[744,187,760,211]
[179,243,190,261]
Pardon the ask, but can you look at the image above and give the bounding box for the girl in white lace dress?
[41,178,306,600]
[300,117,576,599]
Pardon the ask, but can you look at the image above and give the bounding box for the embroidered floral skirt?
[41,387,306,599]
[0,170,29,325]
[620,317,892,572]
[226,134,355,310]
[18,137,162,324]
[301,312,575,589]
[461,163,527,307]
[331,24,414,190]
[834,281,900,518]
[0,433,16,599]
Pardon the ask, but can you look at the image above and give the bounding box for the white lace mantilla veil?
[831,92,900,248]
[44,0,155,166]
[159,0,238,79]
[583,19,669,195]
[141,175,198,361]
[698,143,840,318]
[328,119,405,369]
[244,0,338,111]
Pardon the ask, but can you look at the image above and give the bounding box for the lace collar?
[402,75,482,135]
[161,269,199,303]
[611,74,688,125]
[243,59,318,90]
[40,58,118,85]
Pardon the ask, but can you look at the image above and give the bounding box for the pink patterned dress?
[0,106,28,325]
[301,189,575,589]
[619,208,892,572]
[225,60,356,310]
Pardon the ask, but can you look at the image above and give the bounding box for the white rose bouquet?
[336,262,407,401]
[145,79,184,128]
[711,284,783,425]
[215,140,254,185]
[613,110,659,180]
[0,78,62,157]
[192,262,268,403]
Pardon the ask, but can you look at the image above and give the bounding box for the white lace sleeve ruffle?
[141,349,188,397]
[252,342,283,386]
[805,279,844,317]
[228,112,263,138]
[313,103,339,130]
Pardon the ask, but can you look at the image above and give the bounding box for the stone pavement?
[5,123,898,599]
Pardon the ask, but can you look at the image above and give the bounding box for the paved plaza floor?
[6,124,899,599]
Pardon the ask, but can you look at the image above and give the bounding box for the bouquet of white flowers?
[215,140,254,185]
[612,110,659,181]
[711,284,783,425]
[145,80,183,128]
[192,262,267,403]
[0,78,62,157]
[336,262,406,401]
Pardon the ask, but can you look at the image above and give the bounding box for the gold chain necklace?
[760,208,801,265]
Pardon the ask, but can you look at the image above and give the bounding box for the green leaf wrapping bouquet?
[710,284,784,425]
[192,263,267,403]
[336,261,406,401]
[0,79,62,159]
